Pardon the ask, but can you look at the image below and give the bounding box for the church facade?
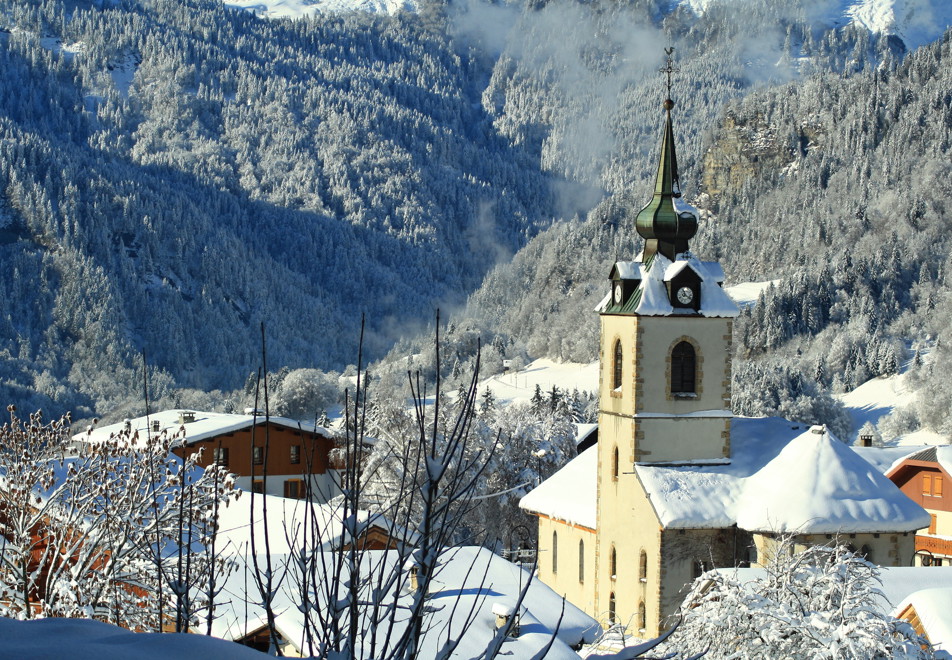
[520,87,930,637]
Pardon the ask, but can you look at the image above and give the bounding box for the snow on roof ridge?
[736,425,931,534]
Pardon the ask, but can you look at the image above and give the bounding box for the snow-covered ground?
[836,369,944,445]
[724,279,780,308]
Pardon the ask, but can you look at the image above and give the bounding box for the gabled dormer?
[606,261,642,312]
[663,259,702,312]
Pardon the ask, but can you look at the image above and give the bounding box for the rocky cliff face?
[702,111,828,198]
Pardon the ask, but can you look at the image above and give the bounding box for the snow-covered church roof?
[521,417,930,535]
[519,444,597,529]
[735,425,931,534]
[597,251,739,318]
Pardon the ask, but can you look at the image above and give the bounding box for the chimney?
[178,411,196,424]
[151,419,161,433]
[492,603,519,638]
[859,434,873,447]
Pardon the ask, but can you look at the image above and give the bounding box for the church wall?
[593,457,663,635]
[753,531,916,567]
[535,515,597,615]
[657,527,746,631]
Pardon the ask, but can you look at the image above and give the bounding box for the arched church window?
[610,545,617,579]
[552,531,558,574]
[613,340,623,389]
[611,446,619,481]
[671,341,696,394]
[638,601,646,631]
[579,539,585,582]
[639,549,648,581]
[608,592,616,624]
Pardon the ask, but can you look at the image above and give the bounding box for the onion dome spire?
[635,48,698,262]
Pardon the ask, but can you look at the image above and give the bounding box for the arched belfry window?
[608,592,617,623]
[639,549,648,581]
[671,341,696,394]
[552,531,558,574]
[610,545,617,579]
[611,446,619,481]
[612,340,623,390]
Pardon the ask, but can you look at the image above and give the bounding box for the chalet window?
[610,546,617,579]
[639,549,648,581]
[253,446,263,465]
[612,340,623,390]
[284,479,304,499]
[860,545,872,562]
[578,539,585,583]
[252,480,264,494]
[671,341,696,394]
[611,446,619,481]
[213,447,229,467]
[923,474,944,497]
[290,445,301,465]
[552,531,558,574]
[608,592,616,624]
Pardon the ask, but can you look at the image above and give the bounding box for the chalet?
[886,447,952,566]
[520,76,930,637]
[76,409,342,502]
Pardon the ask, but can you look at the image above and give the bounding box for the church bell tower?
[592,52,740,630]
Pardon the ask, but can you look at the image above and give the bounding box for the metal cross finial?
[660,47,678,99]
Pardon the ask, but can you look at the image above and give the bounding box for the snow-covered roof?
[735,425,931,534]
[895,587,952,651]
[612,261,640,280]
[597,252,738,318]
[519,444,597,530]
[215,492,412,554]
[0,617,268,660]
[522,417,930,535]
[212,545,598,658]
[74,409,334,448]
[883,446,952,481]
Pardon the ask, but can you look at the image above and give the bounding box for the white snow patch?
[724,279,781,308]
[479,358,598,407]
[837,369,945,446]
[39,37,86,60]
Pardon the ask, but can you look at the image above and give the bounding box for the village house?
[520,85,930,637]
[75,409,342,502]
[886,447,952,566]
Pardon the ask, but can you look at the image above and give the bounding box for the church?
[519,83,930,637]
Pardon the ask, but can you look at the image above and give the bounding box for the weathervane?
[660,47,678,102]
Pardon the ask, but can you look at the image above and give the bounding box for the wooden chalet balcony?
[916,534,952,557]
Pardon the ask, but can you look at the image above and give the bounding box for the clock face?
[676,286,694,305]
[614,283,623,304]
